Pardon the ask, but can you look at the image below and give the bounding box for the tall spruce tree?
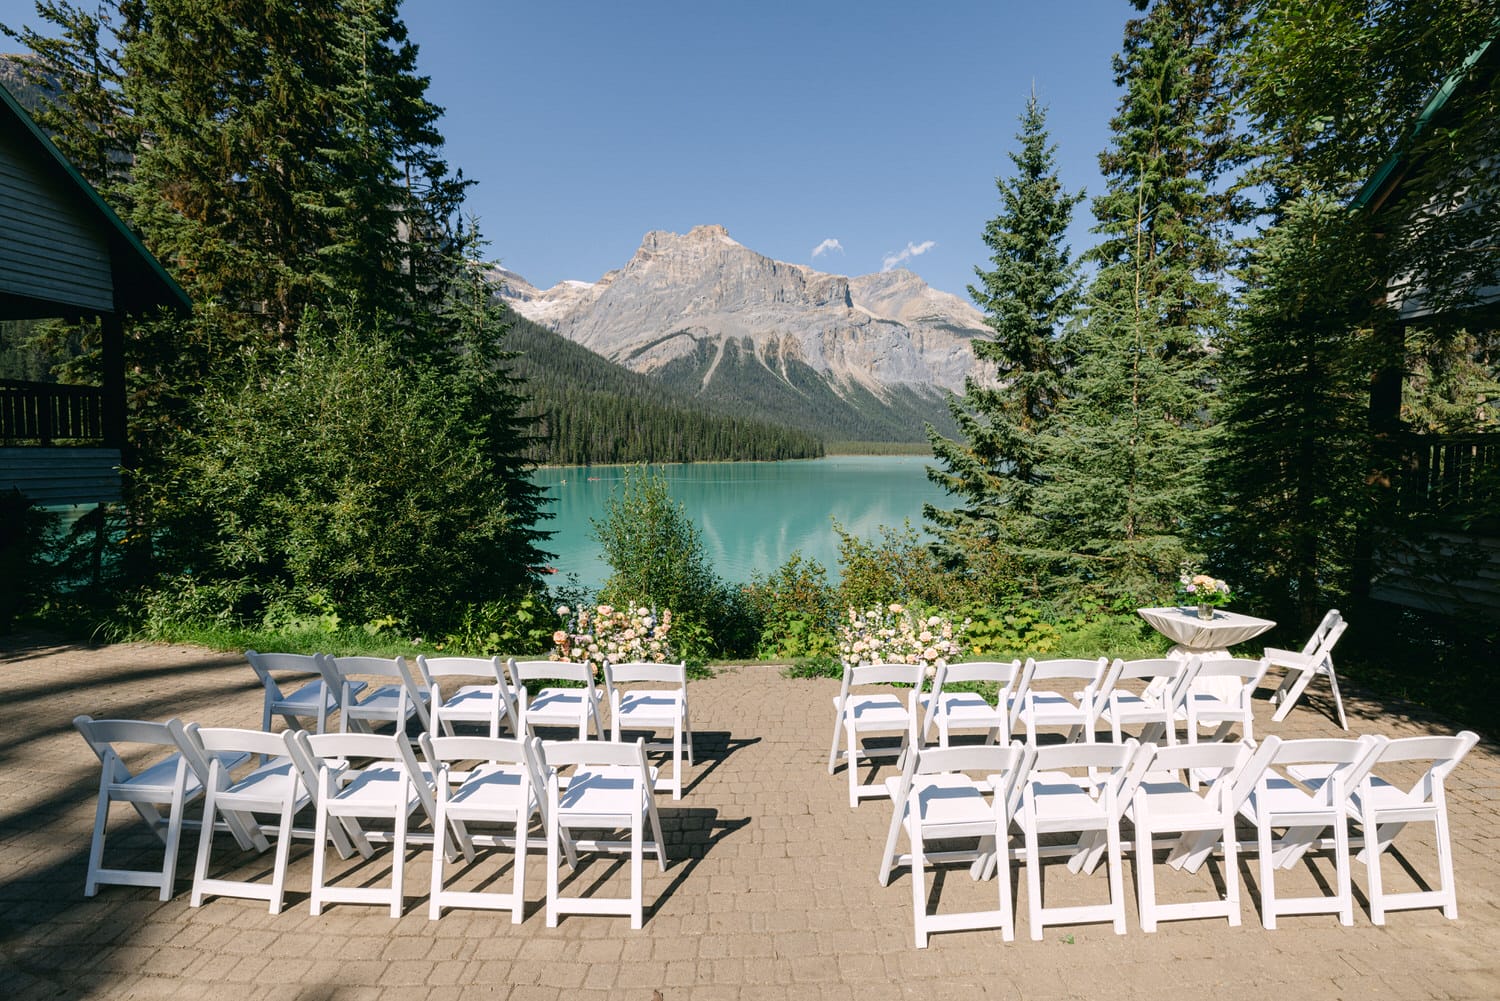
[1208,0,1500,625]
[925,95,1083,598]
[8,0,552,627]
[1208,195,1378,620]
[1035,0,1240,603]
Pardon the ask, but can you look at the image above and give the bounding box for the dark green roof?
[0,78,190,316]
[1352,32,1499,212]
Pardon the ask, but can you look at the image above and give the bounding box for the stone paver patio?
[1,635,1497,1000]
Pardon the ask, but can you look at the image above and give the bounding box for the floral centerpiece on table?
[1177,570,1231,619]
[551,603,674,676]
[837,603,969,677]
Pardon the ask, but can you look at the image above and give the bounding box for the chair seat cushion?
[616,691,683,726]
[557,764,653,818]
[439,686,506,718]
[447,762,533,817]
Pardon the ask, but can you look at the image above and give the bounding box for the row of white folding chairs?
[876,729,1478,948]
[74,715,668,927]
[830,656,1265,808]
[248,651,694,798]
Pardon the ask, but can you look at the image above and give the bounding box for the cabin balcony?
[1370,432,1500,617]
[0,378,121,505]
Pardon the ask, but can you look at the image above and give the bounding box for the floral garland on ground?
[551,603,674,675]
[837,603,968,675]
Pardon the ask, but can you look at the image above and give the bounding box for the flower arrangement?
[551,603,674,675]
[1178,571,1231,608]
[837,603,969,676]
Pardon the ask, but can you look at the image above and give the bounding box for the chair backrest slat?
[539,737,649,771]
[511,659,593,684]
[193,725,294,761]
[848,662,925,688]
[606,662,686,687]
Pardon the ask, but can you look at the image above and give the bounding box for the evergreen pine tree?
[1207,194,1377,621]
[10,0,556,624]
[1036,1,1238,603]
[925,94,1083,598]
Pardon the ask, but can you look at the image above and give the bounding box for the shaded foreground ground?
[1,634,1497,1001]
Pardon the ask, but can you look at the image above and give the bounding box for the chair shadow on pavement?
[605,729,759,799]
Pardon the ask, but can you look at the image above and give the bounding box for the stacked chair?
[74,651,694,927]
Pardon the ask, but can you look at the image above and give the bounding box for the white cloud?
[881,239,936,271]
[811,237,844,259]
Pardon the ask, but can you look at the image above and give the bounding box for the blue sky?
[1,1,1133,299]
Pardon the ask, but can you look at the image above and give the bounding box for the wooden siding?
[0,446,121,504]
[0,123,114,313]
[1371,530,1500,618]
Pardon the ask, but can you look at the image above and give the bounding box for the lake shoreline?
[532,456,947,590]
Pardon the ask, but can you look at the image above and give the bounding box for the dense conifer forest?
[504,315,825,465]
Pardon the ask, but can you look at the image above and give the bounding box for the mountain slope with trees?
[505,314,825,464]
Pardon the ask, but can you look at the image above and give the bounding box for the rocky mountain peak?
[500,226,988,394]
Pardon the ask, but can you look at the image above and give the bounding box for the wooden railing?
[0,379,106,444]
[1395,432,1500,523]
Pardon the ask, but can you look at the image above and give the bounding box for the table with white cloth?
[1136,606,1277,702]
[1136,606,1277,659]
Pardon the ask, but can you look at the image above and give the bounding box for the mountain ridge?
[497,225,987,442]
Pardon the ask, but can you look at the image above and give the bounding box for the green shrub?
[142,312,548,634]
[834,520,975,611]
[0,489,58,631]
[592,467,757,660]
[746,552,838,660]
[439,592,557,657]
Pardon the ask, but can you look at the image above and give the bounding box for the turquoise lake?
[531,455,950,591]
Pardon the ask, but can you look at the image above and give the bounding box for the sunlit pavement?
[2,635,1497,1001]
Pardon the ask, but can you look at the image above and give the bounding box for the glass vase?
[1197,602,1214,621]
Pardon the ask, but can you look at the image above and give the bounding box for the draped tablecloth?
[1137,607,1277,702]
[1137,606,1276,655]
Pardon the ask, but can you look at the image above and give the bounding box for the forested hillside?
[505,314,825,464]
[648,336,961,444]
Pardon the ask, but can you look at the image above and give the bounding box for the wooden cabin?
[1353,35,1500,618]
[0,79,190,506]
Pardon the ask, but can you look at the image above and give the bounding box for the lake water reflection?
[531,455,949,591]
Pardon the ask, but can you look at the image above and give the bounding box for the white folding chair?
[877,742,1034,947]
[1350,730,1479,924]
[418,655,519,739]
[1099,657,1200,746]
[1018,740,1142,940]
[304,731,437,917]
[1013,657,1109,744]
[540,738,667,929]
[322,654,429,737]
[188,726,305,914]
[919,660,1023,748]
[1265,609,1350,729]
[245,650,362,735]
[1131,741,1251,931]
[1183,657,1269,744]
[510,659,606,740]
[424,734,545,922]
[828,662,925,808]
[606,661,693,799]
[1238,736,1384,929]
[74,715,254,901]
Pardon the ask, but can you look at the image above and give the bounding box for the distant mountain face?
[496,224,989,441]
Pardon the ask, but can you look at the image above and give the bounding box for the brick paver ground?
[1,634,1496,1000]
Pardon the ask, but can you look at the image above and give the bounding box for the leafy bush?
[142,312,549,634]
[0,489,58,631]
[834,520,974,610]
[439,593,557,657]
[746,552,838,660]
[592,466,757,660]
